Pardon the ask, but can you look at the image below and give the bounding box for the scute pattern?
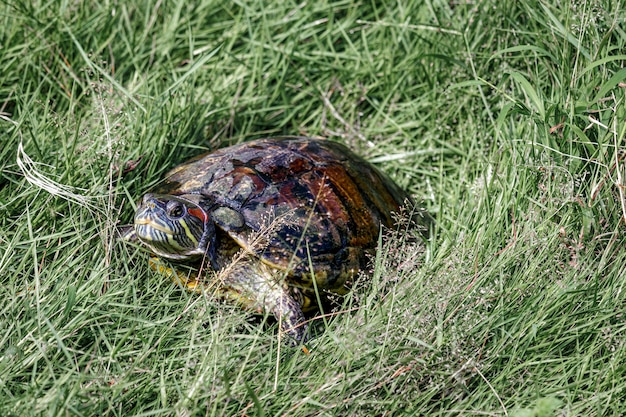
[154,137,413,291]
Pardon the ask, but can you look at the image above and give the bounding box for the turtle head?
[133,193,214,260]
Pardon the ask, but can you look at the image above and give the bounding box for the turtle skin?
[129,137,431,343]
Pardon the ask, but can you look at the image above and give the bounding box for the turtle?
[123,137,431,343]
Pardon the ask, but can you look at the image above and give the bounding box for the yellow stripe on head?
[179,218,200,247]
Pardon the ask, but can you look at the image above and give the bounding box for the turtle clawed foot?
[277,304,311,347]
[282,320,310,347]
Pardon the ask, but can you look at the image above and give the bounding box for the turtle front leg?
[148,256,308,343]
[217,259,309,344]
[148,257,204,290]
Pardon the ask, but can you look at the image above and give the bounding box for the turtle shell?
[153,137,417,292]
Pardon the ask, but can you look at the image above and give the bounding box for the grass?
[1,0,626,415]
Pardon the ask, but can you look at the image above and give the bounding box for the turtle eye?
[166,201,186,219]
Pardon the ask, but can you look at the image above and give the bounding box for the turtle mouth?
[133,219,187,259]
[134,222,178,250]
[134,217,175,236]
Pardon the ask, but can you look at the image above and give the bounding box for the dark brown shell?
[154,137,417,291]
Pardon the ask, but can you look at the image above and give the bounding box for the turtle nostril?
[142,193,156,208]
